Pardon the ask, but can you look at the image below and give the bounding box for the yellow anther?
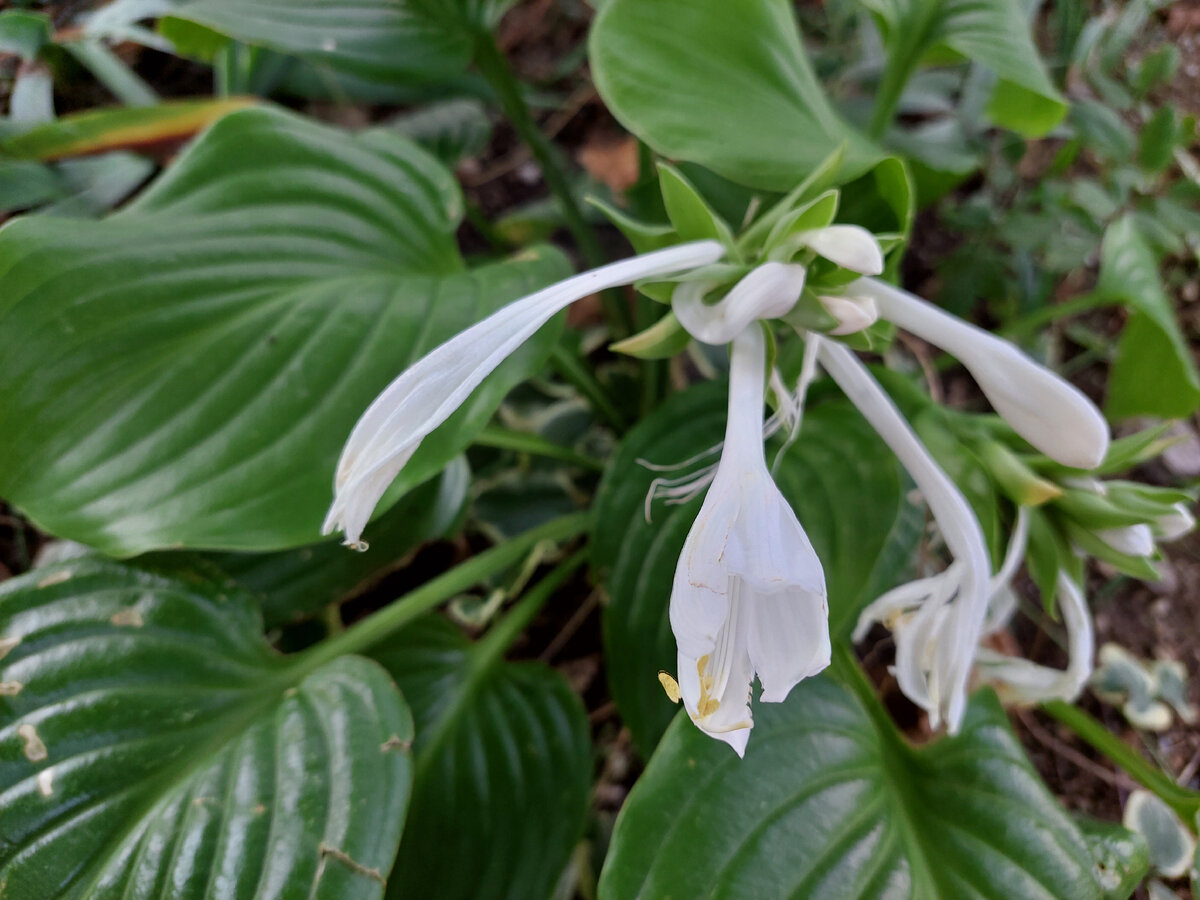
[695,655,719,718]
[657,672,681,704]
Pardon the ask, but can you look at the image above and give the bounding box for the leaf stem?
[474,425,606,471]
[470,28,634,336]
[550,344,628,432]
[1041,699,1200,827]
[293,512,591,674]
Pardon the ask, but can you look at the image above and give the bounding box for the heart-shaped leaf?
[0,557,412,898]
[1098,215,1200,420]
[592,379,918,755]
[600,676,1143,899]
[0,106,571,555]
[374,611,591,898]
[589,0,881,191]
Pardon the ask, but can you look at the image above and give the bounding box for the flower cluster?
[323,174,1191,754]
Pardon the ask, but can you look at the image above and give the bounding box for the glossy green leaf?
[600,679,1137,899]
[1099,216,1200,420]
[1076,817,1152,900]
[0,106,571,555]
[592,380,917,754]
[374,613,591,900]
[0,558,412,899]
[863,0,1067,136]
[203,458,470,628]
[589,0,880,191]
[162,0,514,88]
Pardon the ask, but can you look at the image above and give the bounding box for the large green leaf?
[0,106,571,555]
[592,380,917,755]
[374,612,591,899]
[600,678,1142,899]
[1099,215,1200,420]
[589,0,880,191]
[162,0,515,88]
[0,557,412,899]
[203,457,470,628]
[861,0,1067,136]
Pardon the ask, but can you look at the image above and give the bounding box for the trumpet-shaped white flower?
[668,326,830,755]
[851,278,1110,469]
[820,336,991,732]
[324,240,724,544]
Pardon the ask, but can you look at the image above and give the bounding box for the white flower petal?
[819,292,879,335]
[859,278,1110,469]
[797,225,884,275]
[747,581,831,703]
[1096,523,1155,557]
[1155,502,1195,541]
[674,262,805,346]
[325,240,724,542]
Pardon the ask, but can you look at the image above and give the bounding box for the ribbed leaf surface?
[375,615,591,900]
[0,107,570,554]
[0,558,412,899]
[600,679,1136,899]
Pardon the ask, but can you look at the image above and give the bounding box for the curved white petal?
[1155,502,1195,542]
[977,573,1094,704]
[817,337,991,732]
[748,581,831,703]
[1096,523,1155,557]
[674,262,805,346]
[325,240,724,542]
[797,225,884,275]
[858,278,1110,469]
[819,293,879,335]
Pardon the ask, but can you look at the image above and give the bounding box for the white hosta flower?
[850,278,1110,469]
[1096,523,1156,557]
[668,326,830,755]
[771,225,885,275]
[820,336,991,732]
[1154,502,1195,542]
[977,573,1095,705]
[324,240,724,544]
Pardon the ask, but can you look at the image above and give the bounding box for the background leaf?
[591,379,917,755]
[374,611,591,900]
[1099,215,1200,420]
[200,457,470,628]
[589,0,880,191]
[0,557,412,899]
[599,677,1142,899]
[0,106,571,555]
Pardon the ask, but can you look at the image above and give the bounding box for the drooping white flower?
[976,572,1095,705]
[850,278,1110,469]
[667,325,830,755]
[673,262,806,346]
[770,225,886,275]
[1095,524,1156,557]
[324,240,724,544]
[820,336,991,732]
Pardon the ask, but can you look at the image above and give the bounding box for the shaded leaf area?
[0,106,571,555]
[589,0,880,191]
[0,558,411,899]
[600,678,1146,899]
[861,0,1066,136]
[374,613,591,900]
[1098,215,1200,421]
[196,458,470,628]
[592,379,919,756]
[162,0,516,88]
